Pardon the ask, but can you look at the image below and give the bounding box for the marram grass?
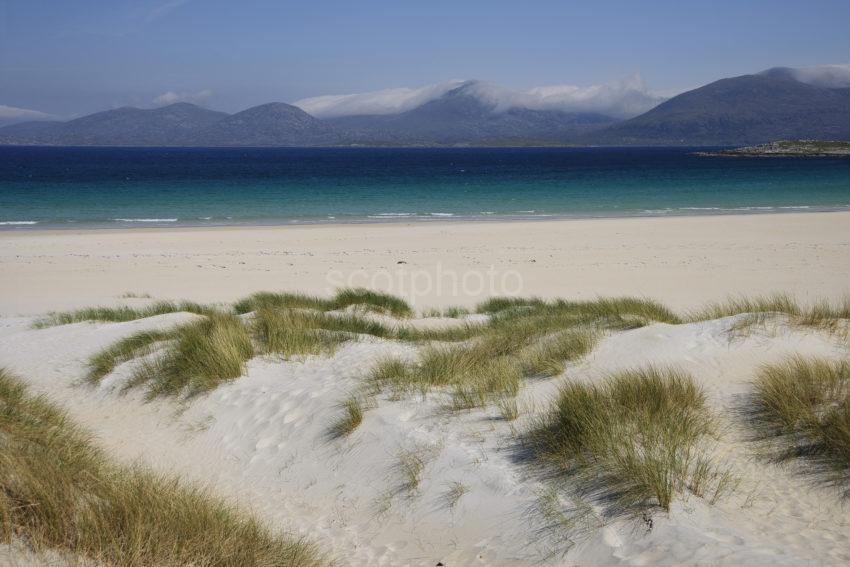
[36,287,414,329]
[518,330,598,377]
[86,328,172,384]
[478,295,682,327]
[327,394,369,439]
[750,356,850,476]
[85,307,405,399]
[686,293,850,330]
[234,287,414,318]
[37,290,850,336]
[85,303,405,399]
[367,327,598,411]
[0,368,322,566]
[77,290,850,409]
[355,297,679,428]
[684,293,802,322]
[34,300,214,328]
[525,366,731,514]
[332,287,414,318]
[128,312,254,398]
[252,307,345,358]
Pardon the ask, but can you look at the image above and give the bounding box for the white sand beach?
[1,211,849,316]
[1,211,849,566]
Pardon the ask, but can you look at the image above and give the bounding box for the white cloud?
[784,64,850,88]
[294,80,467,118]
[469,74,666,118]
[0,104,53,123]
[152,89,213,107]
[294,75,667,119]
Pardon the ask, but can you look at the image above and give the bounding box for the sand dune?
[1,307,848,565]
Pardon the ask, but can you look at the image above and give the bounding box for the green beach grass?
[74,289,850,410]
[685,293,850,329]
[234,287,414,318]
[327,394,370,439]
[127,312,254,398]
[525,367,732,514]
[34,300,215,328]
[0,368,322,566]
[358,296,681,418]
[749,356,850,480]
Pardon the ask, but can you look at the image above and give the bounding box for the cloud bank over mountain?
[0,105,52,121]
[152,89,213,107]
[779,64,850,88]
[294,75,667,119]
[0,104,53,127]
[293,81,467,118]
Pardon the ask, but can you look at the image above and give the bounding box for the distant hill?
[586,70,850,145]
[0,103,229,146]
[189,102,340,146]
[0,120,66,141]
[327,81,615,145]
[0,102,343,147]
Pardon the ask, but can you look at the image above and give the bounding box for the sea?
[1,146,849,229]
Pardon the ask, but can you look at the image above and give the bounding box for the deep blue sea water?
[1,146,849,228]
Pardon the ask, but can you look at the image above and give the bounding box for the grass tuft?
[252,308,345,358]
[34,301,213,328]
[519,330,598,377]
[86,329,172,384]
[234,291,328,314]
[127,313,254,398]
[331,288,414,318]
[476,296,548,314]
[234,288,413,318]
[327,395,368,439]
[685,293,801,323]
[442,481,468,509]
[368,327,597,411]
[749,356,850,481]
[525,366,726,514]
[395,448,427,495]
[687,294,850,335]
[798,296,850,330]
[421,306,472,318]
[481,296,681,327]
[498,396,520,421]
[395,321,488,342]
[448,356,523,410]
[0,368,321,566]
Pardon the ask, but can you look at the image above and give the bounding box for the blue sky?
[1,0,849,118]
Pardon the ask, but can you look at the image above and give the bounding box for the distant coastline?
[696,140,850,157]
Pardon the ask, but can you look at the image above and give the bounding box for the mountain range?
[2,68,849,147]
[587,68,850,145]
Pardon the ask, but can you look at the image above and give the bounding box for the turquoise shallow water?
[1,146,849,228]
